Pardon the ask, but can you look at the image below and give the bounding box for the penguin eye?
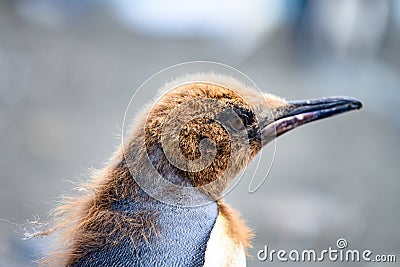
[226,105,257,132]
[229,117,245,130]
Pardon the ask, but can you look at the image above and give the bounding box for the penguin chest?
[203,214,246,267]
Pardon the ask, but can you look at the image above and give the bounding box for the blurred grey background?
[1,0,399,266]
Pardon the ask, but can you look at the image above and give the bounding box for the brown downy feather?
[39,152,159,266]
[217,200,254,254]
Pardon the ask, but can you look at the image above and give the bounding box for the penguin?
[40,73,362,267]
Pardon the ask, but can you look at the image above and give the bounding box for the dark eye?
[229,117,244,130]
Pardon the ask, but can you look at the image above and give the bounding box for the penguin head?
[128,74,362,202]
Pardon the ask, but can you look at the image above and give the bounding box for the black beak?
[261,96,363,141]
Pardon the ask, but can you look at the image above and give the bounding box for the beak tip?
[355,100,363,110]
[343,96,363,110]
[344,99,363,114]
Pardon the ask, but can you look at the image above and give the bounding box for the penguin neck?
[123,141,216,207]
[115,143,220,242]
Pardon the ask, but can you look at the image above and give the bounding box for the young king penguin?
[41,73,362,267]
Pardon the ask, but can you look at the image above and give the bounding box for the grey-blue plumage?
[73,198,218,267]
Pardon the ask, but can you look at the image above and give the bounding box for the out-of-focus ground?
[0,1,399,266]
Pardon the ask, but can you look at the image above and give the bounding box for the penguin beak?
[261,96,363,140]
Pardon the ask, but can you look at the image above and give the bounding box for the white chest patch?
[203,214,246,267]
